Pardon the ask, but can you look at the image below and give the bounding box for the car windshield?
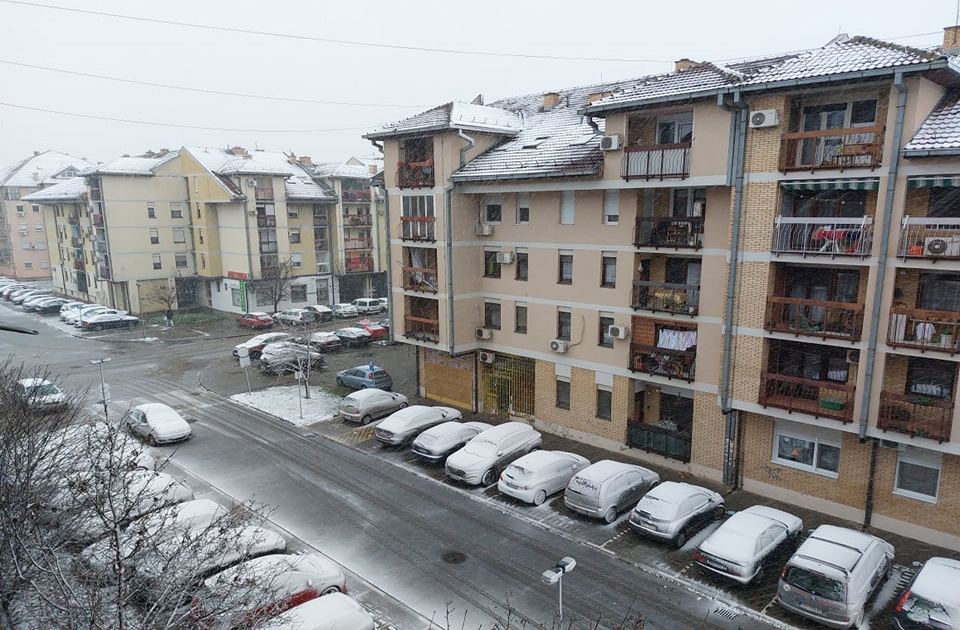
[901,594,950,625]
[504,464,534,480]
[464,439,497,456]
[372,371,388,379]
[638,495,678,520]
[25,383,59,397]
[784,566,845,603]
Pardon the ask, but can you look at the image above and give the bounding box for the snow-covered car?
[335,364,392,390]
[351,298,383,315]
[258,342,324,374]
[294,331,342,352]
[81,311,139,330]
[355,319,387,340]
[31,297,69,313]
[693,505,802,584]
[1,284,28,298]
[629,481,725,548]
[12,289,51,304]
[65,305,108,325]
[498,450,591,506]
[445,422,542,486]
[303,304,333,322]
[893,556,960,630]
[15,378,67,412]
[37,423,156,479]
[21,294,56,309]
[332,303,358,319]
[374,405,461,447]
[59,301,88,320]
[273,308,314,326]
[338,388,407,424]
[411,421,492,464]
[262,593,374,630]
[237,312,274,329]
[332,326,372,346]
[564,460,660,523]
[233,332,291,358]
[378,297,388,310]
[73,308,128,328]
[123,402,192,445]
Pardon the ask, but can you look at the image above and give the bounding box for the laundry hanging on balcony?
[657,328,697,351]
[779,178,879,191]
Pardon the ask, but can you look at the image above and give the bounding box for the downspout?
[584,114,600,134]
[446,130,475,355]
[369,139,394,343]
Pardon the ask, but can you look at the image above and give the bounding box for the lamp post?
[541,556,576,621]
[90,357,111,420]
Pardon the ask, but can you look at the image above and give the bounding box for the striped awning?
[907,175,960,190]
[780,178,879,191]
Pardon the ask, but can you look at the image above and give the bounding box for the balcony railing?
[402,266,439,293]
[259,242,278,254]
[97,264,111,279]
[878,391,953,442]
[634,216,704,249]
[343,239,373,251]
[780,125,884,171]
[888,306,960,354]
[254,186,274,201]
[256,215,276,228]
[627,423,691,463]
[71,237,82,248]
[73,260,84,270]
[759,372,855,422]
[631,280,699,315]
[897,216,960,259]
[92,214,104,227]
[404,315,440,343]
[342,190,371,203]
[343,216,373,227]
[629,343,696,382]
[401,215,435,242]
[765,296,864,340]
[259,255,279,270]
[398,161,434,188]
[67,215,80,226]
[771,216,873,257]
[621,143,691,181]
[345,258,374,273]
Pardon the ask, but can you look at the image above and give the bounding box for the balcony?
[897,217,960,259]
[888,307,960,354]
[73,260,84,270]
[94,239,107,254]
[402,266,439,293]
[403,315,439,343]
[400,215,435,242]
[343,216,373,227]
[759,372,855,422]
[764,296,864,341]
[631,280,699,316]
[97,264,111,279]
[634,216,703,249]
[342,189,371,203]
[259,242,278,254]
[621,143,691,181]
[398,161,434,189]
[627,423,691,463]
[343,238,373,251]
[629,343,696,382]
[67,214,80,226]
[92,214,104,227]
[345,257,374,273]
[254,186,274,201]
[256,215,276,228]
[71,237,82,248]
[771,216,873,257]
[878,391,953,442]
[779,125,884,172]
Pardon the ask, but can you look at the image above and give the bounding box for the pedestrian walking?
[165,309,174,328]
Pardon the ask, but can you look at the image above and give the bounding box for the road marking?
[600,528,629,549]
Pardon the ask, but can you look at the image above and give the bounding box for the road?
[0,303,790,630]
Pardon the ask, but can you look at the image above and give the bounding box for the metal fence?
[621,143,691,180]
[771,216,873,257]
[627,424,691,463]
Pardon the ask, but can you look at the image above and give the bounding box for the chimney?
[368,164,378,175]
[543,92,560,110]
[944,25,960,50]
[298,155,313,167]
[227,146,249,158]
[674,58,696,72]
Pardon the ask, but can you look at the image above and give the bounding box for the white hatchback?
[498,450,590,505]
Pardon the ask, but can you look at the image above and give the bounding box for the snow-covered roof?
[284,175,335,201]
[22,176,87,202]
[184,146,311,177]
[312,159,372,180]
[83,153,177,176]
[904,91,960,154]
[365,101,524,140]
[0,151,92,188]
[912,557,960,607]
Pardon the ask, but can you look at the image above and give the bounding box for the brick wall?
[744,95,791,173]
[904,188,930,218]
[730,335,766,404]
[735,261,774,329]
[881,352,910,393]
[691,390,725,471]
[872,450,960,538]
[893,268,921,307]
[533,359,629,443]
[739,182,781,253]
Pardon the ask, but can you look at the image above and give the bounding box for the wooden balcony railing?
[343,217,373,227]
[897,216,960,259]
[888,306,960,354]
[771,216,873,257]
[402,266,438,293]
[631,280,699,315]
[878,391,953,443]
[627,423,691,463]
[404,315,439,342]
[634,216,704,249]
[759,372,855,422]
[259,254,279,270]
[764,296,864,340]
[343,238,373,251]
[400,215,435,242]
[342,190,371,203]
[621,142,691,181]
[398,161,434,188]
[780,125,884,171]
[629,343,696,382]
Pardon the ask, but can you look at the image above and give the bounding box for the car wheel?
[147,434,158,447]
[399,401,408,408]
[361,414,372,425]
[335,377,344,387]
[603,507,618,524]
[674,529,688,549]
[533,489,547,506]
[320,585,341,596]
[713,506,725,520]
[481,468,497,487]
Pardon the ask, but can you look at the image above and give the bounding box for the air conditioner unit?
[846,349,860,364]
[478,351,496,364]
[924,236,960,257]
[475,327,492,340]
[749,109,780,128]
[496,251,514,264]
[475,224,494,236]
[608,325,630,340]
[549,339,569,353]
[600,134,622,151]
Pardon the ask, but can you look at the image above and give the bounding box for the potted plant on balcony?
[819,398,845,412]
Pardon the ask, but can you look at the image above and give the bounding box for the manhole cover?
[442,551,467,564]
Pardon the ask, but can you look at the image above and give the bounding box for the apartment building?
[369,31,960,550]
[0,151,92,279]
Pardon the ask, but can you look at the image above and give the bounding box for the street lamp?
[90,357,111,420]
[541,556,576,621]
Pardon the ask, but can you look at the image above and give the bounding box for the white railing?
[897,216,960,259]
[772,216,873,257]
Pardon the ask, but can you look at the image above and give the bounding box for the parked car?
[498,450,590,506]
[273,308,315,326]
[332,303,358,319]
[893,556,960,629]
[564,460,660,524]
[15,378,67,412]
[294,331,342,352]
[59,301,88,320]
[338,388,408,424]
[303,304,333,322]
[262,593,374,630]
[376,318,391,334]
[233,332,292,358]
[81,312,139,330]
[629,481,725,548]
[374,405,461,446]
[333,327,372,347]
[411,421,492,464]
[21,294,56,309]
[123,402,192,445]
[378,297,388,310]
[1,284,28,298]
[32,297,69,313]
[65,305,109,325]
[352,298,383,315]
[777,524,894,629]
[73,308,127,328]
[355,319,387,340]
[258,342,324,374]
[13,290,51,305]
[335,364,392,390]
[237,312,274,329]
[445,422,542,486]
[693,505,802,583]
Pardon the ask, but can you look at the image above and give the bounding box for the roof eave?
[451,168,601,183]
[363,123,452,141]
[904,147,960,157]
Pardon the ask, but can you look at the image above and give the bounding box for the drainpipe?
[457,129,475,168]
[584,114,600,134]
[369,139,393,343]
[445,185,455,354]
[718,90,748,488]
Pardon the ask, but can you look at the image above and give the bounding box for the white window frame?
[31,204,40,214]
[484,194,503,225]
[288,228,301,244]
[147,203,157,219]
[23,261,32,269]
[603,190,620,225]
[174,253,189,269]
[560,191,575,225]
[34,224,43,232]
[287,208,299,219]
[149,228,159,244]
[516,192,530,225]
[893,448,941,503]
[289,284,308,302]
[291,253,303,268]
[152,254,162,270]
[771,423,841,479]
[172,228,186,244]
[656,112,694,145]
[170,204,184,219]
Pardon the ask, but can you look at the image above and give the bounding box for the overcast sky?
[0,0,955,168]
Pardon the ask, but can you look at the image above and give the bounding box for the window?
[172,228,186,243]
[34,224,43,232]
[599,313,615,347]
[603,190,620,225]
[596,387,612,420]
[316,250,330,274]
[18,224,27,236]
[175,253,188,269]
[287,208,299,219]
[23,262,32,269]
[560,191,575,225]
[772,425,840,477]
[515,303,527,334]
[147,204,156,219]
[316,279,330,304]
[170,204,184,219]
[196,202,201,219]
[198,229,204,245]
[906,357,955,399]
[601,253,616,288]
[149,228,159,245]
[15,205,24,216]
[484,301,501,330]
[919,273,960,312]
[291,253,303,268]
[39,261,49,269]
[557,308,571,341]
[290,284,307,302]
[558,250,573,284]
[484,195,502,223]
[200,253,206,269]
[32,204,40,214]
[231,288,243,307]
[289,228,301,244]
[516,193,530,224]
[556,378,570,409]
[152,254,162,270]
[515,250,528,281]
[893,449,941,502]
[483,250,501,278]
[657,113,693,144]
[670,187,707,217]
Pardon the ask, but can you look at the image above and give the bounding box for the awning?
[907,175,960,190]
[780,178,879,191]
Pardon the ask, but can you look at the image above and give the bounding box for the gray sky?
[0,0,955,168]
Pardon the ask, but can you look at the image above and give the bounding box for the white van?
[352,298,383,315]
[564,460,660,523]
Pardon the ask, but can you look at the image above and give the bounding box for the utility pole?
[90,357,111,420]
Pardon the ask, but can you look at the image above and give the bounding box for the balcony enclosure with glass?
[760,339,857,421]
[765,264,865,340]
[780,96,883,171]
[879,355,955,443]
[889,270,960,353]
[898,182,960,260]
[398,136,434,188]
[632,255,700,316]
[634,187,705,249]
[772,185,875,257]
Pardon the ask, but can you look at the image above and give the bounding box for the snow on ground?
[231,385,342,427]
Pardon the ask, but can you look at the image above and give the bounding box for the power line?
[0,0,672,64]
[0,101,369,133]
[0,59,428,109]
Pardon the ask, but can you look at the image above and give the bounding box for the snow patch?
[231,386,342,427]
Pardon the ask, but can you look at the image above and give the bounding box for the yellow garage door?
[423,348,475,410]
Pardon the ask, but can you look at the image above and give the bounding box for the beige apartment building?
[369,31,960,549]
[0,151,92,279]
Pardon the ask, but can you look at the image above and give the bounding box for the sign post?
[237,347,252,394]
[295,370,304,419]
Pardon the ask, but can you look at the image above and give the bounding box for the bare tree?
[257,260,296,314]
[145,279,178,314]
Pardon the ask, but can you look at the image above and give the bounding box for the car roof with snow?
[509,450,578,469]
[646,481,716,503]
[574,459,645,483]
[419,420,469,439]
[911,557,960,606]
[136,403,185,422]
[700,508,799,563]
[474,421,535,442]
[18,378,53,388]
[793,526,880,573]
[345,388,390,401]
